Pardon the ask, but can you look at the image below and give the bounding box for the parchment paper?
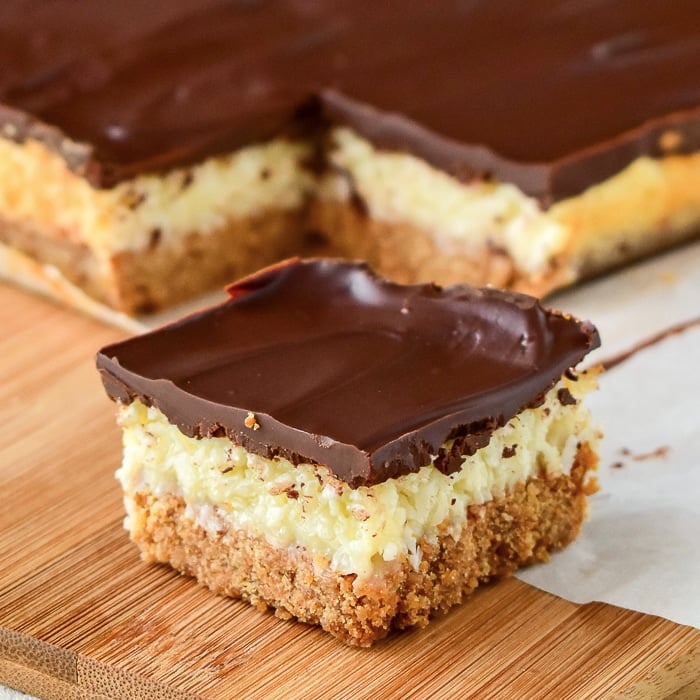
[517,240,700,629]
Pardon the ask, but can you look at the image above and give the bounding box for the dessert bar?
[97,259,601,645]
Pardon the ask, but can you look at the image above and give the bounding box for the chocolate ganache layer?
[97,259,600,487]
[2,1,700,200]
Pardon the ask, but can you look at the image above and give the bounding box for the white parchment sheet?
[517,240,700,629]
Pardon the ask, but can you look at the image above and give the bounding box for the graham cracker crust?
[307,199,574,298]
[126,444,596,647]
[0,213,111,306]
[109,209,310,313]
[0,209,308,313]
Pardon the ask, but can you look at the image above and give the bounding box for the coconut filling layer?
[321,127,571,280]
[0,135,316,258]
[323,127,700,281]
[117,371,599,581]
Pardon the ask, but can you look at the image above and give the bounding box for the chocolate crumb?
[557,387,577,406]
[349,187,369,215]
[502,445,517,458]
[134,299,159,314]
[611,461,624,469]
[302,229,330,250]
[209,424,226,438]
[181,170,194,189]
[619,445,669,461]
[124,190,146,210]
[268,483,294,496]
[149,227,162,249]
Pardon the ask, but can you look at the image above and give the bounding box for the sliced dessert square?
[97,259,601,645]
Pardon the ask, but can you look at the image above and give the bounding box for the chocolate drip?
[97,259,600,487]
[2,1,700,199]
[596,316,700,371]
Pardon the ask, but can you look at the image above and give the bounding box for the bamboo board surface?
[1,283,699,700]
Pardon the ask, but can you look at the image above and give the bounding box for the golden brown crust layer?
[0,214,110,305]
[2,195,564,311]
[307,199,573,297]
[0,209,308,313]
[109,209,309,313]
[126,444,596,646]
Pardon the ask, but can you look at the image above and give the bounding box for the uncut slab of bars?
[1,2,699,316]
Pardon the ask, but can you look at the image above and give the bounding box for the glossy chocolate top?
[2,1,700,200]
[97,259,600,486]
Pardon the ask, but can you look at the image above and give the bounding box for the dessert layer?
[125,452,594,646]
[324,128,571,280]
[2,2,699,198]
[552,151,700,278]
[324,129,700,287]
[0,207,309,314]
[0,239,144,331]
[97,260,600,486]
[306,199,570,297]
[0,135,314,257]
[117,371,598,580]
[107,210,311,314]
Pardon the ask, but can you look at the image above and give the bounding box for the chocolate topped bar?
[2,1,700,200]
[97,259,599,487]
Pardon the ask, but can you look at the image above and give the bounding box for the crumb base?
[127,444,596,646]
[307,199,573,297]
[0,209,309,313]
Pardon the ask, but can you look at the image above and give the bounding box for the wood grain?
[1,283,698,699]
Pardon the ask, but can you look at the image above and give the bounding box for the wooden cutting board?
[1,283,698,700]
